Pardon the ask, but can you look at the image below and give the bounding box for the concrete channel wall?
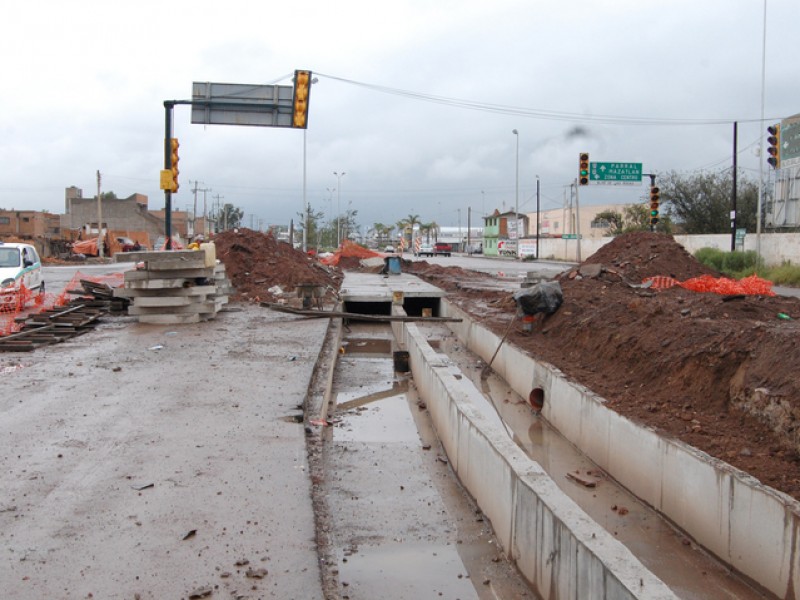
[441,301,800,599]
[391,313,678,599]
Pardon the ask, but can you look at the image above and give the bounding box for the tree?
[371,222,394,246]
[419,221,439,242]
[592,211,623,236]
[297,204,325,248]
[658,170,759,234]
[219,203,244,230]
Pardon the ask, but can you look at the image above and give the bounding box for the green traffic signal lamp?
[649,186,660,225]
[578,152,589,185]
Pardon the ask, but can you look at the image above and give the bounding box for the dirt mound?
[433,233,800,500]
[213,229,342,303]
[578,231,719,282]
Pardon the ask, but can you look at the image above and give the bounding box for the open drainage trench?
[320,316,769,599]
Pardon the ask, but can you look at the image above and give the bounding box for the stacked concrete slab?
[114,246,232,324]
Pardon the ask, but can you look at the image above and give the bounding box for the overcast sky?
[1,0,797,233]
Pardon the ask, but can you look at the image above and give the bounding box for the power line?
[315,72,781,127]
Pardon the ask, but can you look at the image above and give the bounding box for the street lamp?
[512,129,519,251]
[326,187,335,247]
[334,171,346,247]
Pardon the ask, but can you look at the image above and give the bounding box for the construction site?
[1,229,799,599]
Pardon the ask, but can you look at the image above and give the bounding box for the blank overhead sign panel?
[191,82,295,127]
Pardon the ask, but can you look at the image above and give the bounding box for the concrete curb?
[442,299,800,599]
[393,307,678,599]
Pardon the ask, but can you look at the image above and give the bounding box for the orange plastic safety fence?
[320,240,383,266]
[644,274,775,297]
[678,274,775,296]
[0,271,126,336]
[643,276,680,290]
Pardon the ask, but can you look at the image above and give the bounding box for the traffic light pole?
[164,101,174,250]
[643,173,657,232]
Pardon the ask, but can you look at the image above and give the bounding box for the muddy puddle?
[431,325,771,600]
[324,322,538,599]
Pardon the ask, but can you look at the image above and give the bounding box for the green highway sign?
[590,162,643,185]
[781,117,800,164]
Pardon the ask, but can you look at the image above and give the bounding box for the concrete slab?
[340,272,445,303]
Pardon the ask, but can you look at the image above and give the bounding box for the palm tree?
[419,221,439,243]
[371,222,392,246]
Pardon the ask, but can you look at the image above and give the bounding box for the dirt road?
[1,305,327,600]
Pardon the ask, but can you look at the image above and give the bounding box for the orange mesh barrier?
[643,274,775,297]
[678,274,775,296]
[0,271,126,336]
[643,276,680,290]
[320,240,383,266]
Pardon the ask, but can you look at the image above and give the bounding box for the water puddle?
[326,323,536,599]
[335,390,419,444]
[337,541,478,599]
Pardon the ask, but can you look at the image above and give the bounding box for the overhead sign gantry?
[159,70,312,247]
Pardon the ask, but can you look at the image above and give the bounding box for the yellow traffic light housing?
[292,70,312,129]
[579,153,589,185]
[767,124,781,169]
[170,138,180,192]
[649,186,660,226]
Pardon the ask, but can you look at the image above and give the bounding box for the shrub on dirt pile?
[213,229,341,303]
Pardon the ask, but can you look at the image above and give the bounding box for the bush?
[723,250,760,274]
[768,261,800,286]
[694,247,725,271]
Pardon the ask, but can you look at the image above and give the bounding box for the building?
[482,210,529,257]
[528,203,633,241]
[64,187,209,248]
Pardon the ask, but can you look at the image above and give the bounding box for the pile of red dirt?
[213,229,342,304]
[420,232,800,501]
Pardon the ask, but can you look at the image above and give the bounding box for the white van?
[0,242,44,306]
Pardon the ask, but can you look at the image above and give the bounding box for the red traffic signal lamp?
[767,124,781,169]
[649,186,660,226]
[578,153,589,185]
[170,138,180,193]
[292,70,312,129]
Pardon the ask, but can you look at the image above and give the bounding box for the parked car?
[415,244,435,257]
[384,245,396,253]
[434,242,452,257]
[0,242,44,306]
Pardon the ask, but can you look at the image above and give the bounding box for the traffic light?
[767,124,781,169]
[292,70,312,129]
[170,138,180,193]
[649,186,660,226]
[579,153,589,185]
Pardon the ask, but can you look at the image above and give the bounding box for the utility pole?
[213,194,224,232]
[96,170,104,258]
[202,188,211,236]
[467,207,471,254]
[731,121,738,251]
[535,176,540,259]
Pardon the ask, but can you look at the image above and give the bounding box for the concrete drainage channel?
[308,318,537,599]
[306,299,778,598]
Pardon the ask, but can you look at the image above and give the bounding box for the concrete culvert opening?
[343,301,392,316]
[529,388,544,412]
[402,296,440,317]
